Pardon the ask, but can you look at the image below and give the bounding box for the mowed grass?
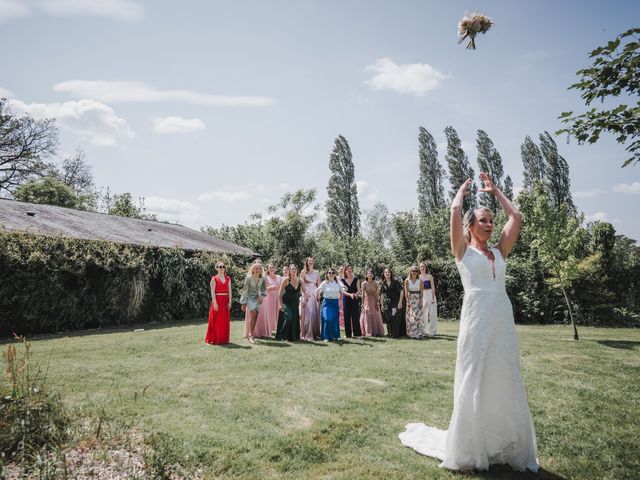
[14,320,640,480]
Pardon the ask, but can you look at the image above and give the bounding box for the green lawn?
[15,321,640,479]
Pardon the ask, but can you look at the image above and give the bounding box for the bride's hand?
[478,172,497,195]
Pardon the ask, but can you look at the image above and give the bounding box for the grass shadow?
[219,343,252,350]
[595,340,640,350]
[471,465,566,480]
[254,339,291,348]
[360,336,387,343]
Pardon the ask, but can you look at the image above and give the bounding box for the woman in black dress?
[277,264,305,341]
[340,265,362,338]
[379,267,405,338]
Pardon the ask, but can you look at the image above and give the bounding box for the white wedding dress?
[399,246,538,472]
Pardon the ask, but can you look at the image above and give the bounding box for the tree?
[521,135,545,190]
[504,175,514,200]
[363,202,392,247]
[557,28,640,167]
[444,126,476,211]
[326,135,360,238]
[264,189,318,266]
[417,127,446,215]
[14,176,79,208]
[539,131,574,209]
[390,210,420,266]
[105,191,157,221]
[476,129,504,212]
[56,150,97,209]
[524,182,589,340]
[0,98,57,195]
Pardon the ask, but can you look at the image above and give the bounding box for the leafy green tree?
[0,98,57,194]
[476,129,504,212]
[417,127,446,215]
[539,131,574,209]
[504,175,514,200]
[14,176,78,208]
[264,189,318,266]
[105,192,157,221]
[363,201,392,247]
[326,135,360,238]
[417,207,451,260]
[557,28,640,167]
[390,210,420,266]
[55,150,98,210]
[524,182,589,339]
[521,135,545,190]
[445,126,476,211]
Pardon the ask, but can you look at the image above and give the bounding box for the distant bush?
[0,230,249,336]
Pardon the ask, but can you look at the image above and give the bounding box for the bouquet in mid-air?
[458,11,494,50]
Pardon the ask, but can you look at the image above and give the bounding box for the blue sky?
[1,0,639,241]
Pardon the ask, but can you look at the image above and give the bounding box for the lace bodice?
[456,246,506,293]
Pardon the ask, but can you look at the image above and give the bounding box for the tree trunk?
[562,287,579,340]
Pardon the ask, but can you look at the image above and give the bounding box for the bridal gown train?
[399,246,538,472]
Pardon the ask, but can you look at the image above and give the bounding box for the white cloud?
[612,182,640,194]
[144,196,205,229]
[584,212,621,224]
[355,179,379,203]
[0,85,14,97]
[573,188,604,199]
[153,116,205,134]
[11,98,134,146]
[198,183,288,203]
[0,0,29,21]
[0,0,143,21]
[54,80,276,107]
[366,57,449,96]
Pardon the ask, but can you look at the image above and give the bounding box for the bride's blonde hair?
[463,207,494,243]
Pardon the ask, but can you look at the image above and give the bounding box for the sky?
[1,0,639,241]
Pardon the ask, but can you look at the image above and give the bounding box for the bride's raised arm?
[478,172,522,258]
[450,178,471,261]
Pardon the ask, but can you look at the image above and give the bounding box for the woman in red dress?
[205,261,232,345]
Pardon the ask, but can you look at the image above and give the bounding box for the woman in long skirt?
[404,266,424,339]
[205,261,232,344]
[341,265,362,338]
[380,267,405,338]
[278,264,304,341]
[263,263,282,333]
[317,268,344,341]
[275,265,289,340]
[419,262,438,337]
[359,269,385,337]
[300,256,320,340]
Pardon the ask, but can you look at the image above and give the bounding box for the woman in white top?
[316,268,345,341]
[419,262,438,337]
[404,265,424,339]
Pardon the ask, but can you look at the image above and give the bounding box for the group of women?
[206,172,539,474]
[204,258,439,345]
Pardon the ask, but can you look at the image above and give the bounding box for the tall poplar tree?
[417,126,446,215]
[476,129,504,212]
[521,135,545,190]
[326,135,361,238]
[539,131,574,209]
[504,175,514,201]
[445,126,476,211]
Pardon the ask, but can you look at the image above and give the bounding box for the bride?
[399,172,538,472]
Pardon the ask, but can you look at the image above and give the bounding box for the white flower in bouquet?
[458,11,494,50]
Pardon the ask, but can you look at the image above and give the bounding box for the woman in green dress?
[277,264,305,341]
[240,261,268,343]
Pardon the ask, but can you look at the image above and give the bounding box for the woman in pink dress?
[300,256,320,340]
[337,265,346,329]
[359,269,385,337]
[263,263,282,333]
